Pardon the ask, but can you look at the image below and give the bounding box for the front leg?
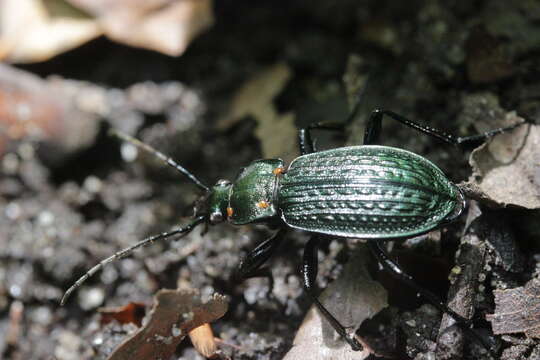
[235,229,286,281]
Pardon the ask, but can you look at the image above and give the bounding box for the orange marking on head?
[226,207,234,217]
[257,201,270,209]
[273,166,284,175]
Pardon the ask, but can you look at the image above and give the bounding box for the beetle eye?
[209,212,223,224]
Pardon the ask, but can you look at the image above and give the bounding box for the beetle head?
[207,179,231,224]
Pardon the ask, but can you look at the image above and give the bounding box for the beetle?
[61,105,526,352]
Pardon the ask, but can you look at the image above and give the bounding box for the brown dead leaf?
[0,0,100,63]
[99,302,147,327]
[107,288,227,360]
[283,245,387,360]
[219,63,298,162]
[487,279,540,337]
[68,0,213,56]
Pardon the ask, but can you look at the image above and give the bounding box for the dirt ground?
[1,1,540,359]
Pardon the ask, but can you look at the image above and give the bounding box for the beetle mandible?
[61,103,526,351]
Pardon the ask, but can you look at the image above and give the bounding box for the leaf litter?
[107,288,228,360]
[460,93,540,209]
[487,279,540,338]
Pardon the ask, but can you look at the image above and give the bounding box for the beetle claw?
[345,333,363,351]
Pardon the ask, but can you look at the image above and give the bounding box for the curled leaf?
[107,288,228,360]
[468,120,539,209]
[462,93,540,209]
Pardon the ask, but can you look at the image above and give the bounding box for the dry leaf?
[460,93,540,209]
[283,245,387,360]
[99,302,147,327]
[219,63,298,162]
[107,288,227,360]
[0,0,100,63]
[68,0,214,56]
[468,117,539,209]
[0,0,213,63]
[0,64,99,159]
[487,279,540,337]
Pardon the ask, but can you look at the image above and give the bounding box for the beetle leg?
[367,241,497,353]
[298,123,339,154]
[303,236,363,351]
[298,81,369,154]
[235,229,286,280]
[363,108,527,146]
[454,119,527,145]
[299,121,352,154]
[298,128,312,155]
[367,240,471,324]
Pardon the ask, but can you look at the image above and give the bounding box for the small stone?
[78,287,105,310]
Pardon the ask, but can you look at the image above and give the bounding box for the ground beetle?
[61,101,526,352]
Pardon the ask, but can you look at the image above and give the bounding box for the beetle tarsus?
[363,108,527,147]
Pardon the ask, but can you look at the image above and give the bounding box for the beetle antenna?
[61,215,206,305]
[110,129,210,192]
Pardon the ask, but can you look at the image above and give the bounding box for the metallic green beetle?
[209,145,463,236]
[62,108,525,352]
